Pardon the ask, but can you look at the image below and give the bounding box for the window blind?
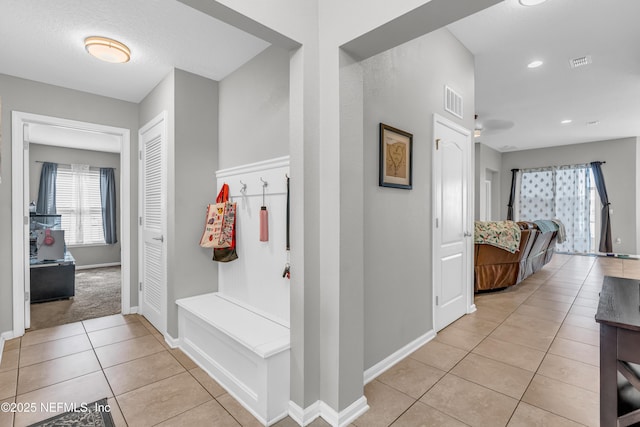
[55,164,105,245]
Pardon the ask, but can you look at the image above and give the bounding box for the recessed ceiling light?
[527,60,543,69]
[561,119,572,124]
[519,0,548,6]
[85,36,131,63]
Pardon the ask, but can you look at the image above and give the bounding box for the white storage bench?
[176,292,290,426]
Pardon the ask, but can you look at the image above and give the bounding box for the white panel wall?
[216,157,290,326]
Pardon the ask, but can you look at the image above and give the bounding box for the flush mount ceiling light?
[519,0,548,6]
[561,119,572,124]
[84,36,131,63]
[527,60,544,69]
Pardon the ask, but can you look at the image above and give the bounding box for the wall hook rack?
[239,180,247,193]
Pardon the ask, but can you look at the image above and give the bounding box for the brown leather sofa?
[474,221,557,292]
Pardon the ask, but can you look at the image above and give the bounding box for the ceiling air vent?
[444,85,463,119]
[569,55,592,69]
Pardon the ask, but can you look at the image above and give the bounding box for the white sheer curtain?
[518,168,555,220]
[518,164,591,253]
[554,165,590,253]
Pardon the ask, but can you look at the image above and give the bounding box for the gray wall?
[474,142,502,221]
[0,73,139,335]
[501,137,637,254]
[362,28,475,369]
[29,144,121,267]
[218,45,290,169]
[139,69,219,338]
[170,69,219,338]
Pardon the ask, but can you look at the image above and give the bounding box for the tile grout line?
[380,270,551,427]
[398,255,584,426]
[505,255,599,426]
[185,368,245,427]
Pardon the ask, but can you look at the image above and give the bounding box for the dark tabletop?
[596,276,640,331]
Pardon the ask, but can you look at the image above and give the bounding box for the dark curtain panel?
[507,168,519,220]
[36,162,57,214]
[100,168,118,244]
[590,162,612,253]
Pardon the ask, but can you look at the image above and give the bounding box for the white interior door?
[139,112,167,334]
[433,114,472,332]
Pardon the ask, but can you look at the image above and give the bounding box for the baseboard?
[164,333,179,349]
[128,306,139,314]
[75,262,122,270]
[1,330,16,341]
[289,397,368,427]
[467,304,477,314]
[319,397,369,427]
[288,401,321,426]
[363,329,436,385]
[0,330,17,367]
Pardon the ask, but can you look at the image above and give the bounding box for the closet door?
[433,114,473,331]
[138,112,167,335]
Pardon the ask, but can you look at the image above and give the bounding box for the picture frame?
[379,123,413,189]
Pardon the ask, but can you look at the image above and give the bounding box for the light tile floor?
[356,254,640,427]
[1,254,638,426]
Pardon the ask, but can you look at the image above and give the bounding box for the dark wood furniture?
[596,275,640,427]
[30,251,76,303]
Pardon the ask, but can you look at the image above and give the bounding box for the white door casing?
[138,112,168,335]
[433,114,473,332]
[484,178,492,221]
[11,111,131,337]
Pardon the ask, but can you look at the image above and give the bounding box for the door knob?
[463,232,472,237]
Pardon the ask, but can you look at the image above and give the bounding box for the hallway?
[1,254,638,426]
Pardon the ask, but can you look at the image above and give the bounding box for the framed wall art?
[379,123,412,189]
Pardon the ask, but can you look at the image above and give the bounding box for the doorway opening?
[11,111,132,335]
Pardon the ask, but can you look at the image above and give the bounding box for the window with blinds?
[55,164,105,245]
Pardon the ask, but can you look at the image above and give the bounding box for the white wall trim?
[467,303,477,314]
[289,397,369,427]
[11,111,132,334]
[1,331,17,341]
[0,330,17,365]
[636,137,640,255]
[364,329,436,385]
[288,401,320,426]
[164,333,179,349]
[216,155,290,179]
[129,306,139,314]
[11,112,28,336]
[319,397,369,427]
[75,262,122,271]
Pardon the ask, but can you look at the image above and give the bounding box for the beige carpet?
[29,266,121,331]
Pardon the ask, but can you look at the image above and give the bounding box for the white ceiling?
[2,0,638,153]
[0,0,270,103]
[448,0,640,152]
